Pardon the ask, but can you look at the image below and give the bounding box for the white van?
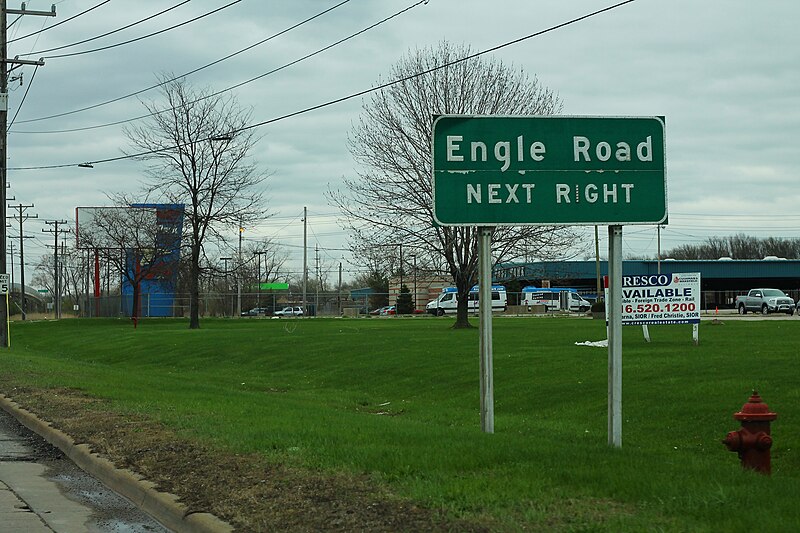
[521,287,591,313]
[426,285,508,316]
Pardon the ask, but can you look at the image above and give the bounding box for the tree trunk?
[131,255,141,328]
[131,282,140,329]
[452,280,473,329]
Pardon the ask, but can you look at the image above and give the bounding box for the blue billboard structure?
[121,204,185,317]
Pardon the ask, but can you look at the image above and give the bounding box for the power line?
[13,0,410,132]
[13,0,351,127]
[7,0,638,170]
[9,0,109,43]
[18,1,189,54]
[39,0,241,59]
[7,63,38,129]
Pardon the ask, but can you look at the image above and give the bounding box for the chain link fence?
[53,288,800,319]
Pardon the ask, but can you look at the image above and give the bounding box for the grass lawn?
[2,316,799,531]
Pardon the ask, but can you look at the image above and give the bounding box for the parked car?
[241,307,268,316]
[273,306,304,317]
[370,306,392,315]
[735,289,795,315]
[380,305,396,315]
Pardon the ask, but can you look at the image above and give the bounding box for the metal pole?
[257,251,261,309]
[399,243,403,305]
[607,225,623,448]
[479,227,494,434]
[657,225,662,275]
[412,255,417,311]
[237,225,243,317]
[302,207,307,316]
[594,225,601,302]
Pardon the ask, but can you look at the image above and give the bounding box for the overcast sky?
[6,0,800,285]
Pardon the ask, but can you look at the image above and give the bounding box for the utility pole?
[7,239,12,299]
[43,220,68,319]
[237,224,243,317]
[314,243,319,316]
[0,1,53,345]
[302,206,307,316]
[8,203,36,320]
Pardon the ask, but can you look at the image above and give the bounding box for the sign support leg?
[479,226,494,434]
[608,225,623,448]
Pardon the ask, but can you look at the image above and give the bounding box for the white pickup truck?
[735,289,795,315]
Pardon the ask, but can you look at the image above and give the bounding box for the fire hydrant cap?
[733,390,777,422]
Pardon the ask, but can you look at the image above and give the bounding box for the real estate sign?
[606,272,701,325]
[432,115,667,226]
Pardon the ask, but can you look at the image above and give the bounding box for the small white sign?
[0,273,9,295]
[606,272,701,325]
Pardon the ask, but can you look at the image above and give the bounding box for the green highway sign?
[431,115,667,226]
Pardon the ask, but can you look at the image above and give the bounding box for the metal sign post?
[607,226,623,448]
[478,227,494,433]
[432,115,667,441]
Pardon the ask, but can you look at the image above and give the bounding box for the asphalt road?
[0,407,170,533]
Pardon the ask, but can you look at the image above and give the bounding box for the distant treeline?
[663,234,800,260]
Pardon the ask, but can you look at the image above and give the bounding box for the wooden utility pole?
[1,1,54,344]
[43,220,68,319]
[8,203,36,320]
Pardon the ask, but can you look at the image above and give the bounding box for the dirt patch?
[0,386,493,532]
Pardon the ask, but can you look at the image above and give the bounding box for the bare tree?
[77,204,180,326]
[329,42,576,327]
[124,76,268,329]
[664,234,800,260]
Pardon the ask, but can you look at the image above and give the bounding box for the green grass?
[5,316,800,531]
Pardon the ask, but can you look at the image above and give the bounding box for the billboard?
[606,272,701,325]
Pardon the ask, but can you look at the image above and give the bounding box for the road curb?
[0,394,234,533]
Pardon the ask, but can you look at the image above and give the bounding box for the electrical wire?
[18,1,192,56]
[9,0,111,44]
[15,0,414,133]
[40,0,240,60]
[7,65,40,130]
[8,0,638,170]
[7,15,24,30]
[13,0,352,127]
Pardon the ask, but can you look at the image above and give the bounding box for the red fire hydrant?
[722,390,777,475]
